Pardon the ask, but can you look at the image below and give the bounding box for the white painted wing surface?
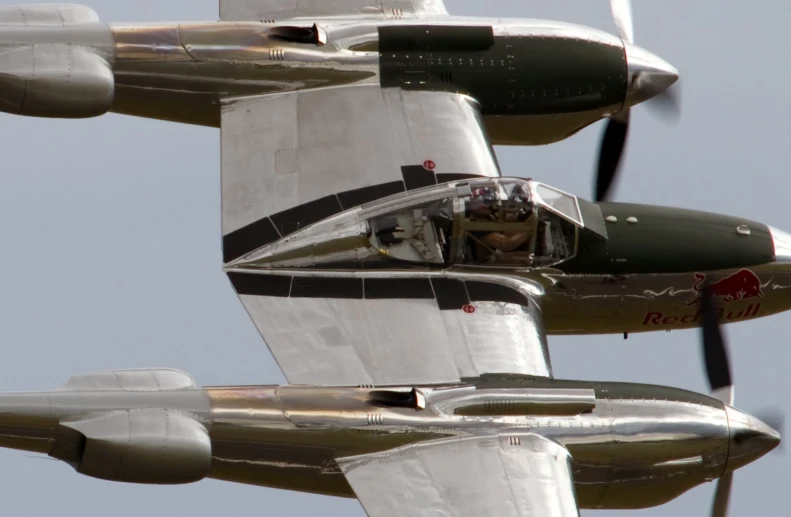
[337,433,580,517]
[219,0,448,21]
[228,271,553,385]
[220,84,499,264]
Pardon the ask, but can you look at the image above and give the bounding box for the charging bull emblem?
[685,269,763,306]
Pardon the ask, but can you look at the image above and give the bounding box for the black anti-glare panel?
[402,165,438,191]
[466,281,528,306]
[337,180,406,210]
[431,278,470,310]
[290,277,363,299]
[270,194,343,237]
[378,25,495,52]
[222,217,281,263]
[228,273,292,297]
[364,278,434,299]
[436,173,486,183]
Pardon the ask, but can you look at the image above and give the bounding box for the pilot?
[466,187,499,220]
[471,210,536,264]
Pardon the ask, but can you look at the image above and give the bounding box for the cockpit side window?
[459,183,537,266]
[457,180,578,267]
[533,183,583,226]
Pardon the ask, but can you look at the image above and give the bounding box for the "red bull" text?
[642,303,762,326]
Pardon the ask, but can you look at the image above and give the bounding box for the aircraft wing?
[226,269,552,385]
[219,0,448,21]
[220,84,499,265]
[337,433,579,517]
[220,83,526,386]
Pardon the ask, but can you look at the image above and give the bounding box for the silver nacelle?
[22,369,213,485]
[53,409,212,484]
[0,4,114,118]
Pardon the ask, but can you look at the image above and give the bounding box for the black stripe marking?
[228,272,292,297]
[378,25,495,53]
[431,278,470,310]
[223,172,493,263]
[364,278,434,299]
[436,173,486,183]
[337,180,406,210]
[291,277,363,299]
[402,165,438,191]
[223,217,281,264]
[270,194,343,237]
[466,281,528,305]
[228,274,533,310]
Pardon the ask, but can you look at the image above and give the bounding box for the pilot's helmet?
[471,186,497,201]
[469,187,498,217]
[509,184,531,204]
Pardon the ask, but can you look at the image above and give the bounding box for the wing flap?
[338,433,579,517]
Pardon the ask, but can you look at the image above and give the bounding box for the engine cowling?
[0,45,114,118]
[55,409,211,484]
[0,4,101,25]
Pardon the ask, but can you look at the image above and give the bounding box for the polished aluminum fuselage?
[109,17,625,145]
[0,16,631,144]
[0,379,735,510]
[205,383,729,509]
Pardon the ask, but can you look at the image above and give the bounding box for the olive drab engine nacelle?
[46,369,212,484]
[0,4,114,118]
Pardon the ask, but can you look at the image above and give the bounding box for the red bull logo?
[642,269,765,327]
[685,269,763,306]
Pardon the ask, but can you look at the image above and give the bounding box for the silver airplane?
[0,0,676,200]
[0,292,779,517]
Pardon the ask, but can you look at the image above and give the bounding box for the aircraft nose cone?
[623,42,679,108]
[768,225,791,263]
[724,405,781,472]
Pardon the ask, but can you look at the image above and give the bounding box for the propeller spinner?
[595,0,680,202]
[698,285,783,517]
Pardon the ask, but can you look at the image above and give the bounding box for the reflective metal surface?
[769,225,791,263]
[0,370,778,511]
[723,405,781,472]
[622,42,679,109]
[0,2,675,142]
[226,267,549,386]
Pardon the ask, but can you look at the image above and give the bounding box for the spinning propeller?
[698,285,784,517]
[595,0,681,202]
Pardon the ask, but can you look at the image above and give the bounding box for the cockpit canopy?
[369,178,583,267]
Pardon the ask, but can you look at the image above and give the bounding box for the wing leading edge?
[338,433,580,517]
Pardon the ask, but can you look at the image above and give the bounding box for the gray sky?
[0,1,787,515]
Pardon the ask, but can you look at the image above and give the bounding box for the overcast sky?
[0,1,787,516]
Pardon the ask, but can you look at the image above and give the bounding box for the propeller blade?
[595,113,630,202]
[610,0,634,43]
[711,472,733,517]
[700,285,733,403]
